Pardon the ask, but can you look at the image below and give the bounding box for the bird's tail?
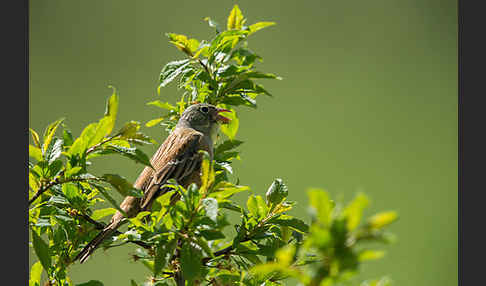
[75,223,118,263]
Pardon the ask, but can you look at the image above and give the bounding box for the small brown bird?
[75,103,230,263]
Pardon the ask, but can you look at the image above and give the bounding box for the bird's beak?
[216,108,231,124]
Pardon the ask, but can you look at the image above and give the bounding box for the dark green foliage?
[29,5,397,286]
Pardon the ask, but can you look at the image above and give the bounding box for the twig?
[29,174,63,206]
[77,213,151,250]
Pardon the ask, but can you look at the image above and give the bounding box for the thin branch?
[86,134,119,154]
[28,173,103,206]
[76,213,152,250]
[28,174,63,206]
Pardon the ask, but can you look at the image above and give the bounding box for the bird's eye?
[201,106,209,113]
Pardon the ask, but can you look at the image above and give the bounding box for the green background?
[29,0,457,285]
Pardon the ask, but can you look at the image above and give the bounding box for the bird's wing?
[137,129,205,211]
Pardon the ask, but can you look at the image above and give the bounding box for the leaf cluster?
[29,87,155,285]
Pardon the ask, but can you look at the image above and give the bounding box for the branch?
[76,213,151,250]
[86,134,119,154]
[28,173,63,206]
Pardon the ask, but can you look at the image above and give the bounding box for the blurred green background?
[29,0,457,285]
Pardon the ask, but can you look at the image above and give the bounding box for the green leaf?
[65,166,83,178]
[30,128,41,148]
[103,86,119,135]
[219,201,243,213]
[220,107,239,140]
[31,229,51,272]
[96,145,152,168]
[145,117,164,127]
[91,208,117,220]
[265,178,288,207]
[147,100,178,111]
[180,242,203,283]
[307,188,334,227]
[63,128,74,147]
[248,21,276,35]
[275,244,296,266]
[220,94,257,108]
[247,195,269,220]
[29,261,43,286]
[68,122,98,156]
[29,171,40,191]
[271,215,309,233]
[209,182,249,200]
[215,139,244,154]
[47,138,63,164]
[29,145,43,162]
[208,30,248,57]
[117,120,140,138]
[101,174,142,198]
[76,280,104,286]
[154,239,176,276]
[202,198,218,222]
[343,193,370,231]
[245,71,282,80]
[130,280,138,286]
[47,159,63,178]
[358,249,386,262]
[159,59,191,87]
[200,151,215,193]
[141,260,154,273]
[194,236,215,258]
[199,229,225,241]
[42,118,64,154]
[368,211,398,230]
[227,4,244,30]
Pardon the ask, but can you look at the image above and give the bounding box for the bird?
[75,103,231,263]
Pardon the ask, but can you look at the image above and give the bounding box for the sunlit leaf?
[343,193,369,231]
[265,178,288,207]
[68,122,98,156]
[30,128,41,148]
[307,188,334,227]
[145,117,164,127]
[220,107,239,140]
[358,249,386,262]
[42,118,64,154]
[227,4,244,30]
[368,211,398,230]
[248,21,276,35]
[29,145,43,162]
[91,208,117,220]
[146,100,178,111]
[247,195,268,220]
[29,261,42,286]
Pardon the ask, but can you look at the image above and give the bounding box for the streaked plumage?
[75,103,230,263]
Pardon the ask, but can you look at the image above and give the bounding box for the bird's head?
[176,103,231,137]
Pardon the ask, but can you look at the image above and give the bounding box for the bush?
[29,5,397,286]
